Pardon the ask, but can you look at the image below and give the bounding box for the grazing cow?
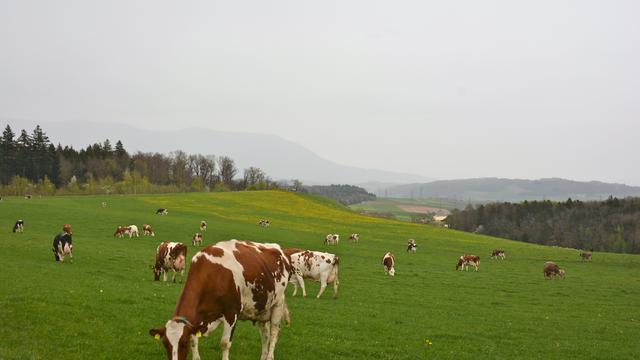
[324,234,339,245]
[149,240,291,360]
[24,195,32,199]
[200,221,207,232]
[456,255,480,271]
[114,226,127,238]
[491,249,506,260]
[284,249,339,299]
[143,224,155,236]
[63,224,72,235]
[13,220,24,233]
[382,252,395,276]
[258,219,271,227]
[152,242,188,283]
[349,233,359,243]
[580,252,592,261]
[156,208,168,215]
[52,232,73,262]
[125,225,139,237]
[543,261,566,279]
[406,239,417,253]
[192,233,203,247]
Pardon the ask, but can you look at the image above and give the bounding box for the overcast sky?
[1,1,638,185]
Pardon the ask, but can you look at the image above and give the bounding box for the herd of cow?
[9,204,594,360]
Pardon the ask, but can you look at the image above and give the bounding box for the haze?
[1,1,639,185]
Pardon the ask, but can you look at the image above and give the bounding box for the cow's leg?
[163,270,167,282]
[259,321,271,360]
[290,280,298,297]
[316,273,329,298]
[69,252,73,264]
[172,269,177,283]
[220,316,236,360]
[295,274,306,297]
[191,335,201,360]
[265,305,284,360]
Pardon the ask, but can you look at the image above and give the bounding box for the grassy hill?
[1,191,639,359]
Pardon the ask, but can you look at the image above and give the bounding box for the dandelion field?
[0,191,639,359]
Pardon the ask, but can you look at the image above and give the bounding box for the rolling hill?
[0,191,639,359]
[382,177,640,202]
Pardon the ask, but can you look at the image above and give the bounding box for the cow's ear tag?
[196,331,202,338]
[154,334,161,340]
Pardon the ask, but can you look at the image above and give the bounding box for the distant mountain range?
[381,178,640,202]
[3,119,432,185]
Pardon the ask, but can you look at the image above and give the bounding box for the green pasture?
[0,191,639,359]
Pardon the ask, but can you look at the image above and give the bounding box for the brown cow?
[149,240,291,360]
[580,252,592,261]
[114,226,127,238]
[382,252,395,276]
[456,255,480,271]
[192,233,203,246]
[491,249,505,260]
[543,261,565,279]
[143,224,155,236]
[152,242,187,283]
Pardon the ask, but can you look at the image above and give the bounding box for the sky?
[1,0,639,185]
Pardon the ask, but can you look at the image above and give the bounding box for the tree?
[217,156,237,187]
[243,167,266,189]
[0,125,16,184]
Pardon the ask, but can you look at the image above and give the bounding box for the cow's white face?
[150,320,192,360]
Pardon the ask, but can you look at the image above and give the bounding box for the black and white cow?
[53,233,73,263]
[13,220,24,233]
[156,208,168,215]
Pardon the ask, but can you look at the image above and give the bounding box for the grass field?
[349,198,459,222]
[1,191,639,359]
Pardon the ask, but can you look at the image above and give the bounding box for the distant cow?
[456,255,480,271]
[143,224,155,236]
[12,220,24,233]
[258,219,271,227]
[63,224,72,235]
[491,249,506,259]
[349,233,360,243]
[24,195,32,199]
[52,232,73,263]
[192,233,203,246]
[149,240,291,360]
[325,234,340,245]
[156,208,168,215]
[382,252,395,276]
[152,242,187,283]
[580,252,592,261]
[114,226,127,238]
[407,239,417,253]
[543,261,566,279]
[285,249,340,299]
[101,201,107,208]
[125,225,139,237]
[200,220,207,232]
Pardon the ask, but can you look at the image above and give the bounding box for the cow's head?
[150,265,162,281]
[150,319,205,360]
[558,269,566,278]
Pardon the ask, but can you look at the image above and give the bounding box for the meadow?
[1,191,639,359]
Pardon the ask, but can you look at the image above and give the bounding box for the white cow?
[125,225,139,237]
[285,249,339,299]
[324,234,340,245]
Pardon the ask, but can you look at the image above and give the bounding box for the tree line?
[445,197,640,254]
[0,124,281,196]
[302,184,376,205]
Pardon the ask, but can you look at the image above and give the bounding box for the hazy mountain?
[3,119,432,185]
[382,178,640,202]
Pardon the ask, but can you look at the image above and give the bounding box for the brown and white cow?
[200,221,207,232]
[114,226,127,238]
[580,252,592,261]
[125,225,139,237]
[143,224,155,236]
[382,252,395,276]
[284,249,339,299]
[52,232,73,263]
[349,233,359,243]
[149,240,291,360]
[456,255,480,271]
[152,242,188,283]
[491,249,505,259]
[324,234,339,245]
[543,261,566,279]
[192,233,203,247]
[258,219,271,227]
